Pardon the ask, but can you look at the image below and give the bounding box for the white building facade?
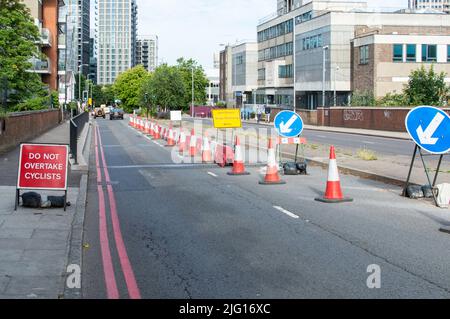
[97,0,138,85]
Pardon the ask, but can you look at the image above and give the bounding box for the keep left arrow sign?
[416,113,444,145]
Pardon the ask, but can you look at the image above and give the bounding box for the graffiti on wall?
[343,110,364,121]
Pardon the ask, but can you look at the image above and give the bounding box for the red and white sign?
[277,137,307,145]
[17,143,69,190]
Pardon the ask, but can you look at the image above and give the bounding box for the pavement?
[81,117,450,299]
[0,120,88,299]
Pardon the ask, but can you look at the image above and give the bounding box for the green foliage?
[403,65,449,107]
[92,84,115,106]
[0,108,8,119]
[377,92,408,107]
[0,0,46,105]
[216,101,226,108]
[141,64,185,111]
[13,95,51,112]
[113,65,150,113]
[350,90,376,106]
[176,58,209,110]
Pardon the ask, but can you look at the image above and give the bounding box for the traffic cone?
[145,120,150,134]
[179,131,186,154]
[315,146,353,203]
[166,127,175,147]
[129,116,133,127]
[154,125,161,139]
[201,133,212,163]
[259,138,285,185]
[189,129,197,157]
[228,136,250,175]
[150,122,155,138]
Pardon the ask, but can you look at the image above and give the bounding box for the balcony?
[37,28,52,47]
[28,57,51,74]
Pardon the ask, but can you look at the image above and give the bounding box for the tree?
[141,64,185,112]
[0,0,46,107]
[92,84,115,106]
[176,58,209,110]
[404,65,449,107]
[113,65,150,113]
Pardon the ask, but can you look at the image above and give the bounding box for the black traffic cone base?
[315,197,354,203]
[227,171,251,176]
[259,180,286,185]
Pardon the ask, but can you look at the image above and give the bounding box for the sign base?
[315,197,354,204]
[439,226,450,234]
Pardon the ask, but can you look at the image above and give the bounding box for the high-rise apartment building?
[23,0,65,91]
[97,0,138,85]
[136,36,158,72]
[409,0,450,13]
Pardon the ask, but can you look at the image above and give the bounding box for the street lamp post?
[322,46,329,108]
[334,65,340,107]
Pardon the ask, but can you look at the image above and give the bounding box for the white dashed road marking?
[273,206,300,219]
[207,172,218,178]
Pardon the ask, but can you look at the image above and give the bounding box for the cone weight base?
[315,197,353,203]
[439,226,450,234]
[259,180,286,185]
[227,171,250,176]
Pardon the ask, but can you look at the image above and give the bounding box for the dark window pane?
[393,44,403,62]
[406,44,416,62]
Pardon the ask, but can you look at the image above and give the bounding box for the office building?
[89,38,97,84]
[136,36,158,72]
[97,0,138,85]
[256,0,450,110]
[231,42,259,108]
[219,45,233,106]
[409,0,450,13]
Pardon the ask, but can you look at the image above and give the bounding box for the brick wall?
[317,107,450,132]
[270,108,318,125]
[0,109,61,154]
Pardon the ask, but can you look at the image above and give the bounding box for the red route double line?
[94,125,141,299]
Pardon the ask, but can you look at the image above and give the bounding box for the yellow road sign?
[212,109,242,129]
[88,98,92,106]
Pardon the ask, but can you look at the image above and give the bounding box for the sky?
[136,0,408,69]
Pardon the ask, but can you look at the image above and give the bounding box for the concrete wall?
[317,107,450,132]
[0,110,62,154]
[270,107,318,125]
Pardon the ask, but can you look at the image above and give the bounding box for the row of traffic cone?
[130,116,352,203]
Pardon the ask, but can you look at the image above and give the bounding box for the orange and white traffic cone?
[259,138,285,185]
[228,136,250,175]
[178,131,186,154]
[166,127,175,147]
[150,122,155,138]
[129,116,134,127]
[315,146,353,203]
[201,133,212,163]
[154,125,161,139]
[189,129,197,157]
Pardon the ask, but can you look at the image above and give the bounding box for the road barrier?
[315,146,353,203]
[70,111,89,164]
[189,129,197,157]
[201,132,212,163]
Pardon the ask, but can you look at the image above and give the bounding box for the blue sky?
[136,0,407,69]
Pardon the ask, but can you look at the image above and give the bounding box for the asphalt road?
[82,118,450,299]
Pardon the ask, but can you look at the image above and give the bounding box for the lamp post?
[322,45,329,108]
[334,65,340,107]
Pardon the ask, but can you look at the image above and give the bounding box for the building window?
[422,44,437,62]
[447,45,450,62]
[406,44,416,62]
[359,45,369,65]
[278,64,293,78]
[258,68,266,80]
[393,44,403,62]
[302,35,322,50]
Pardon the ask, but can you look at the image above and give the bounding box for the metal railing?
[70,111,89,164]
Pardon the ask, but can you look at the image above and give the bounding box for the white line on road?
[317,135,327,138]
[207,172,218,177]
[362,141,376,145]
[273,206,300,219]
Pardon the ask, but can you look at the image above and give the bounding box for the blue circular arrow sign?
[274,111,304,138]
[405,106,450,154]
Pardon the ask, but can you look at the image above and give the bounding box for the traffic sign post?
[16,143,69,211]
[403,106,450,207]
[273,111,306,169]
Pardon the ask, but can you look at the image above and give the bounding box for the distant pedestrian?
[265,106,271,123]
[257,106,263,123]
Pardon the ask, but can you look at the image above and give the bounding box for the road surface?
[82,118,450,299]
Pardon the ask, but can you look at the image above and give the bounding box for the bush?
[350,90,376,106]
[377,92,408,107]
[12,96,51,112]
